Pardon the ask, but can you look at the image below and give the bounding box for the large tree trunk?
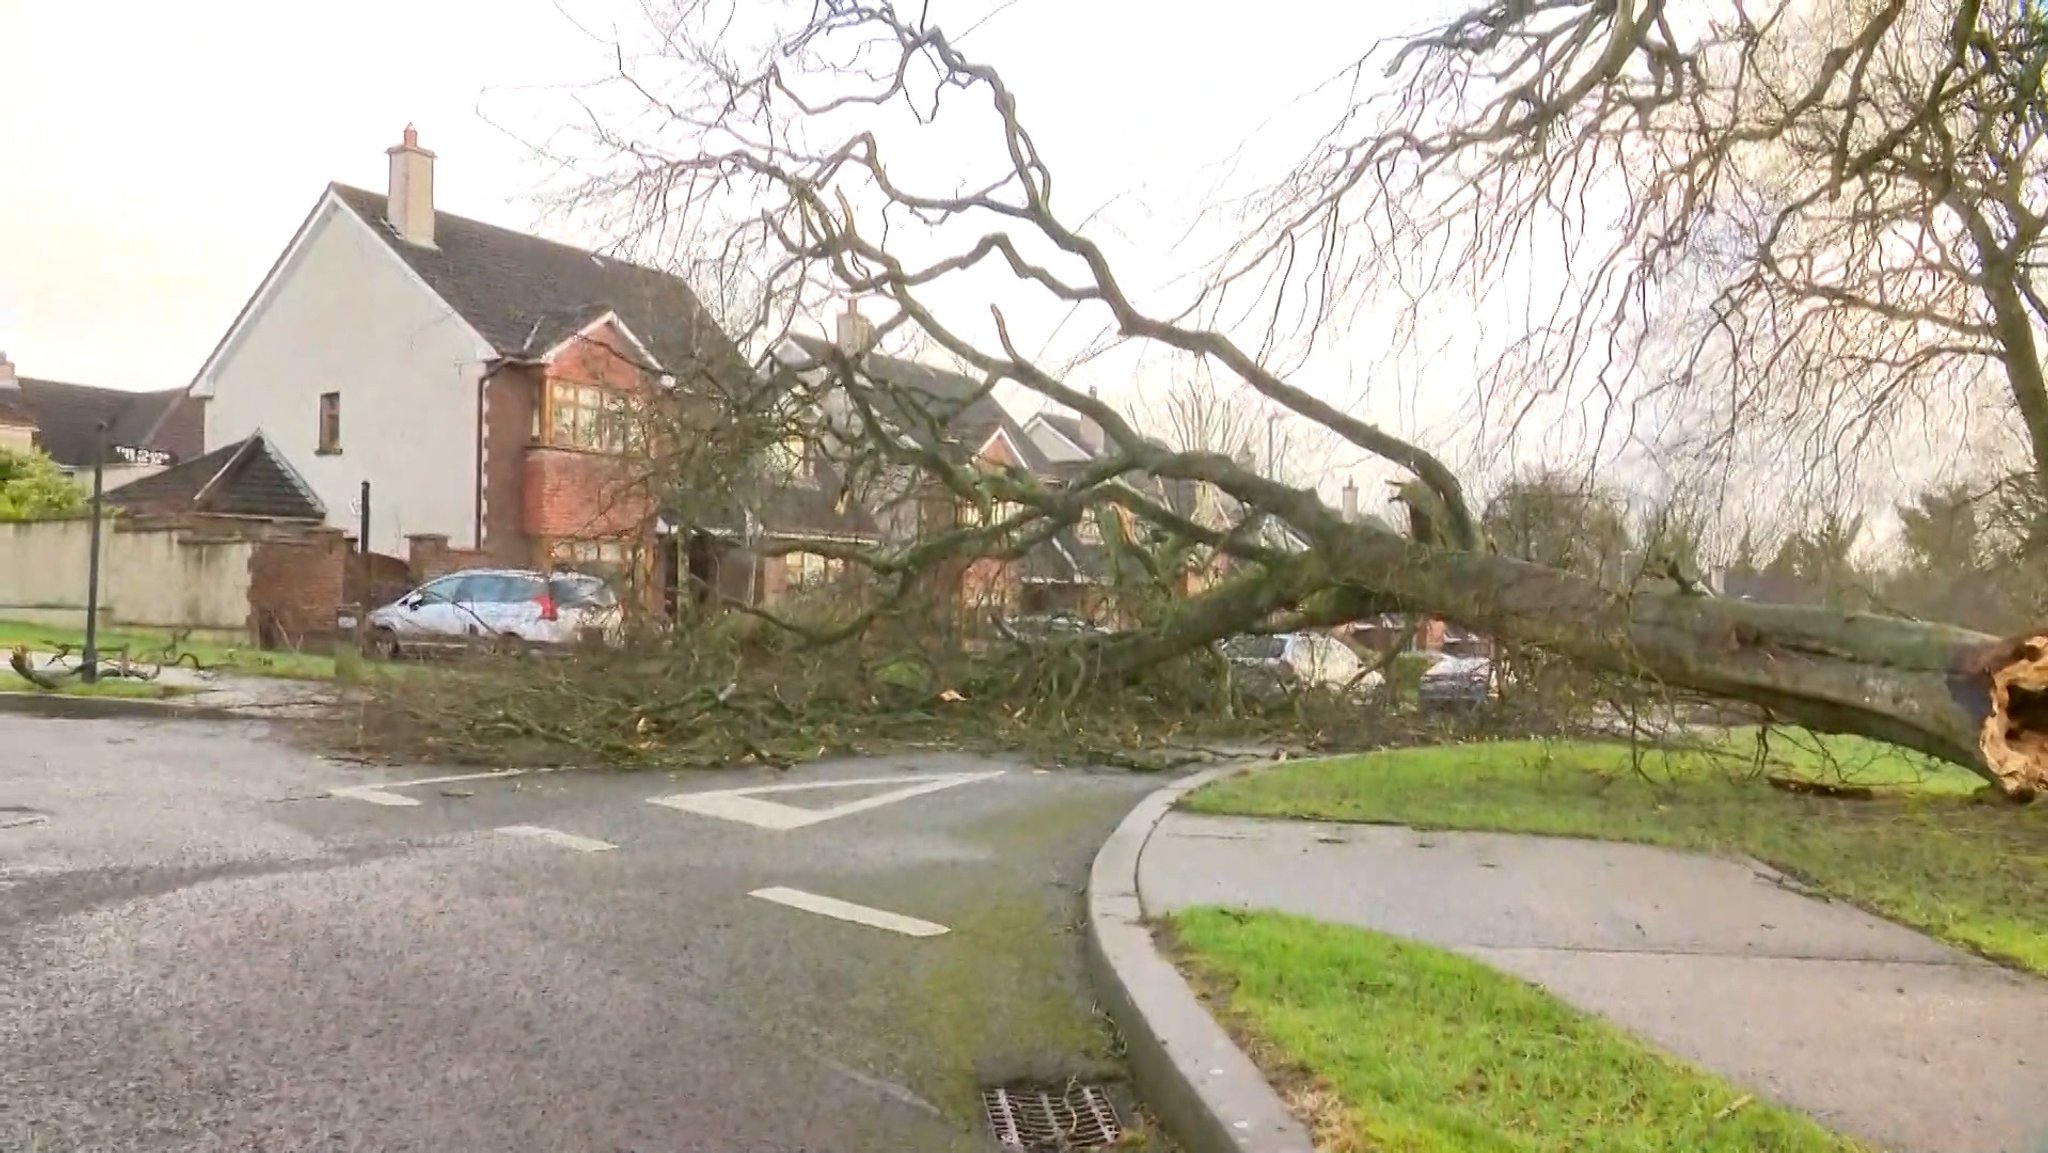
[1106,529,2048,798]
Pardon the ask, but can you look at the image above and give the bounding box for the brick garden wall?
[407,534,492,581]
[247,529,349,649]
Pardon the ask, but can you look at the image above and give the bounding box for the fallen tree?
[490,0,2048,796]
[1084,525,2048,795]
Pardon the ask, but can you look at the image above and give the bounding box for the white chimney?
[385,124,437,248]
[834,305,876,357]
[0,351,17,392]
[1341,477,1358,521]
[1079,386,1106,455]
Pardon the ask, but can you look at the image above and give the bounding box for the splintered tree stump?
[1967,632,2048,799]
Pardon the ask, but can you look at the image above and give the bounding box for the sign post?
[80,421,108,684]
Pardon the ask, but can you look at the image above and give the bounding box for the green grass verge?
[1168,907,1863,1152]
[0,670,191,698]
[0,619,335,680]
[1183,728,2048,974]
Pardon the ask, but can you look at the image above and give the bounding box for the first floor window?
[546,381,634,453]
[317,392,341,453]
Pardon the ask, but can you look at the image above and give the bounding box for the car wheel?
[494,633,529,658]
[369,628,401,660]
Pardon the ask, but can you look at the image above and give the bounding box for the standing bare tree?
[534,0,2048,795]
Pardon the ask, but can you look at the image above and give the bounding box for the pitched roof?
[678,453,883,543]
[0,388,33,429]
[104,432,325,521]
[781,334,1052,466]
[12,377,202,468]
[325,184,745,383]
[752,479,883,541]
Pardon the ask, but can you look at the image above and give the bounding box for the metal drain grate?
[981,1083,1123,1151]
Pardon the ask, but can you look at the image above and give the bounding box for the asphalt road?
[0,713,1164,1153]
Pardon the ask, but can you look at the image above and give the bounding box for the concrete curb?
[0,692,250,722]
[1086,761,1313,1153]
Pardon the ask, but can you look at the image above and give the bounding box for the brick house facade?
[189,127,746,618]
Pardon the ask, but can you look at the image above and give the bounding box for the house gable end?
[191,188,495,398]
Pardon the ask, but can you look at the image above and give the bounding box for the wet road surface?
[0,715,1161,1152]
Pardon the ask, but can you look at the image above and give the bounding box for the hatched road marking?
[647,770,1003,831]
[748,886,949,937]
[495,825,617,852]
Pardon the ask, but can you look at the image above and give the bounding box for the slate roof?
[325,184,747,385]
[781,334,1052,469]
[682,454,883,542]
[12,378,202,469]
[0,388,33,429]
[753,480,883,540]
[1034,412,1091,454]
[104,432,326,521]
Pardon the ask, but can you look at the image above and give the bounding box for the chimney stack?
[1341,477,1358,521]
[834,304,876,357]
[385,124,437,248]
[0,351,17,392]
[1079,386,1107,455]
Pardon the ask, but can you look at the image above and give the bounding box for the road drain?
[981,1083,1122,1151]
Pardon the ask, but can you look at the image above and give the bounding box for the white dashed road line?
[747,886,950,937]
[326,769,529,807]
[647,770,1003,831]
[495,825,617,852]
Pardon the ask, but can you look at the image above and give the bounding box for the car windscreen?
[549,575,617,608]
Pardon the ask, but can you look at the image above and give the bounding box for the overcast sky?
[0,0,1419,384]
[0,0,1959,542]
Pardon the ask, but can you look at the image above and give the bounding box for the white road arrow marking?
[495,825,616,852]
[327,769,528,807]
[748,886,949,937]
[647,769,1003,831]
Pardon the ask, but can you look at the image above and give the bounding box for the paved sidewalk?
[7,649,333,716]
[1141,812,2048,1153]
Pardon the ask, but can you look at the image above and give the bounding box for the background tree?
[1764,512,1871,608]
[1482,471,1634,580]
[0,448,83,521]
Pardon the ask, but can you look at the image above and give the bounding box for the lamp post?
[80,420,108,684]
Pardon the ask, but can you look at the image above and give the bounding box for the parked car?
[1221,632,1384,696]
[1417,653,1493,709]
[364,568,622,657]
[996,611,1109,643]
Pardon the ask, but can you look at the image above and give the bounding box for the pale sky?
[0,0,1425,388]
[0,0,1968,546]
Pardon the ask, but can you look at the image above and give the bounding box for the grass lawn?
[1168,907,1863,1152]
[0,669,192,699]
[0,619,335,680]
[1184,728,2048,974]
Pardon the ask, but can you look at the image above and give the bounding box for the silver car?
[1417,653,1494,709]
[365,568,622,657]
[1221,632,1385,695]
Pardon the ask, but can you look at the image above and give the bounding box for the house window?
[763,436,813,484]
[551,539,631,569]
[546,381,633,453]
[962,499,1028,528]
[317,392,341,454]
[787,551,847,589]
